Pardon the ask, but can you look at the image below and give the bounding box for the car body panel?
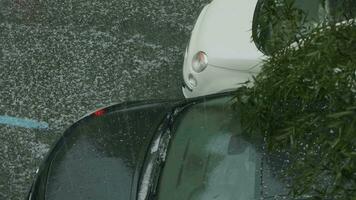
[27,101,175,200]
[28,92,289,200]
[196,0,264,69]
[183,0,264,98]
[183,62,257,97]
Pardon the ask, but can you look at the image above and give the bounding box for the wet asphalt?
[0,0,210,199]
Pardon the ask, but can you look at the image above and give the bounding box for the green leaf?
[347,152,356,158]
[327,111,354,118]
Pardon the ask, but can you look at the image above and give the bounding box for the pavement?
[0,0,209,199]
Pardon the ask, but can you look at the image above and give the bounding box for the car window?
[326,0,356,21]
[157,97,288,200]
[253,0,356,54]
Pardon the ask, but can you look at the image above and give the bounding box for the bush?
[234,20,356,199]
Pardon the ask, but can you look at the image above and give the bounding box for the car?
[182,0,356,98]
[252,0,356,54]
[182,0,264,98]
[27,92,290,200]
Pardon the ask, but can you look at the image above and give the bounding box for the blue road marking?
[0,115,49,129]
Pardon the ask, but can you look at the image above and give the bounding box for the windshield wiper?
[138,105,189,200]
[147,129,172,199]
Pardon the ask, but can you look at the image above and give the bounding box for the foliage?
[234,2,356,199]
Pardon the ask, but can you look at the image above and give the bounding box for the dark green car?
[27,93,289,200]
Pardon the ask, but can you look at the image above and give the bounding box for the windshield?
[253,0,356,54]
[141,96,290,200]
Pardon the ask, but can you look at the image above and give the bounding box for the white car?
[182,0,264,98]
[182,0,356,98]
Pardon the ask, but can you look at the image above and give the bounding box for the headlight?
[192,51,208,73]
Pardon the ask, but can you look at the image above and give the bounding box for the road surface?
[0,0,209,199]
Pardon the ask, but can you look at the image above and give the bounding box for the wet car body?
[27,100,177,200]
[182,0,356,99]
[27,92,289,200]
[182,0,264,98]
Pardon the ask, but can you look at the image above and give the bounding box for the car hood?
[195,0,264,72]
[28,101,175,200]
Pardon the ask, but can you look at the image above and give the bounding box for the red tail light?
[93,109,105,117]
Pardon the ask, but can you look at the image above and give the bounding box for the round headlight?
[192,51,208,73]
